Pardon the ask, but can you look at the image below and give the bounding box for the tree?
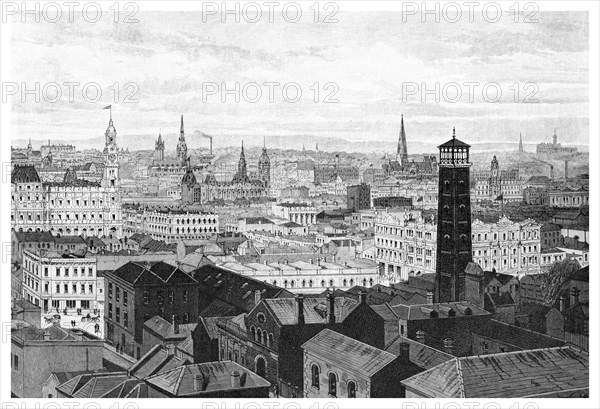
[541,258,581,305]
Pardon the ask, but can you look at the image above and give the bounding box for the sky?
[9,7,589,152]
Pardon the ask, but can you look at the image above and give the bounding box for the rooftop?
[401,347,588,398]
[263,296,359,325]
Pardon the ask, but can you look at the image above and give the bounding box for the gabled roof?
[485,291,516,308]
[401,347,589,398]
[143,315,197,340]
[128,345,190,379]
[192,265,293,313]
[391,301,489,321]
[262,296,359,326]
[438,136,470,149]
[11,165,41,183]
[13,230,55,243]
[302,329,397,377]
[108,261,197,286]
[144,361,270,397]
[483,271,517,287]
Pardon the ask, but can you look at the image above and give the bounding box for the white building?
[271,203,317,225]
[22,249,99,313]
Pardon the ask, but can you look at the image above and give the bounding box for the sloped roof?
[11,165,41,183]
[263,296,359,326]
[143,315,197,340]
[569,266,589,282]
[438,136,470,149]
[128,345,189,379]
[391,301,489,321]
[385,336,454,369]
[302,329,397,377]
[108,261,197,286]
[13,230,55,243]
[486,291,516,308]
[401,347,588,398]
[473,319,565,350]
[483,271,517,287]
[144,361,270,397]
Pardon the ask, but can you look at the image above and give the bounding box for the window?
[56,284,60,293]
[13,354,19,370]
[123,290,128,306]
[124,312,129,329]
[116,306,121,324]
[311,365,320,389]
[348,381,356,398]
[108,302,113,319]
[169,290,174,304]
[328,373,337,397]
[143,290,149,305]
[116,287,120,302]
[108,283,113,298]
[157,291,164,304]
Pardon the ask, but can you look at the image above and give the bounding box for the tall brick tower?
[435,127,473,303]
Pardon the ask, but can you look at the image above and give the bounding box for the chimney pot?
[43,330,51,341]
[426,291,434,304]
[166,344,175,356]
[172,315,180,335]
[399,341,410,361]
[230,371,241,388]
[254,290,262,306]
[358,290,367,305]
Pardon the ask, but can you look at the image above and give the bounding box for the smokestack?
[443,338,454,355]
[172,315,180,335]
[415,330,425,344]
[571,288,580,306]
[295,294,305,324]
[230,371,241,388]
[358,290,367,305]
[255,290,262,306]
[550,165,554,181]
[426,291,434,305]
[326,291,336,324]
[399,342,410,361]
[564,160,569,179]
[559,295,566,312]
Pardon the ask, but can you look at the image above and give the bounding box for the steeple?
[232,141,250,184]
[155,131,165,161]
[258,138,271,188]
[552,128,558,145]
[176,115,188,166]
[397,114,408,166]
[519,132,523,152]
[27,138,32,151]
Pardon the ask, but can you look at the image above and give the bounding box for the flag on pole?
[103,105,111,110]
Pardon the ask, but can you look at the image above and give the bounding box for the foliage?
[541,258,581,305]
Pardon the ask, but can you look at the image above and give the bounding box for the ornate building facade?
[471,156,522,202]
[536,129,577,156]
[181,143,268,204]
[11,115,123,237]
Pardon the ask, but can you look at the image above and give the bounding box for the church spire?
[519,132,523,152]
[397,114,408,165]
[176,114,188,166]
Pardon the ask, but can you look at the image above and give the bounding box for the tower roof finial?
[453,127,456,138]
[180,115,184,133]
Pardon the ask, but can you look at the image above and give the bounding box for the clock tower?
[102,112,120,189]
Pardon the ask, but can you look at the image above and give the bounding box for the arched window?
[328,373,337,397]
[250,326,256,341]
[268,333,274,347]
[348,381,356,398]
[262,330,268,345]
[311,365,320,388]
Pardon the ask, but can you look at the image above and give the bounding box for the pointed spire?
[180,115,184,134]
[397,114,408,165]
[452,127,456,138]
[263,136,266,148]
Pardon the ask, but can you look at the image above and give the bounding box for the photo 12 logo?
[202,81,340,103]
[402,81,539,103]
[2,82,140,104]
[200,1,339,23]
[1,1,140,23]
[400,1,539,23]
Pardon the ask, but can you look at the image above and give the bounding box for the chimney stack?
[326,291,336,324]
[415,330,426,344]
[296,294,305,324]
[426,291,434,305]
[358,290,367,305]
[399,341,410,361]
[172,315,180,335]
[166,344,175,356]
[254,290,262,307]
[559,295,566,312]
[194,374,208,391]
[443,338,454,355]
[571,287,580,306]
[230,371,241,388]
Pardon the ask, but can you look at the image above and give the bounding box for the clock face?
[108,154,117,163]
[108,136,114,144]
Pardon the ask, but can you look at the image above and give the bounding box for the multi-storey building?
[375,211,542,282]
[523,187,549,206]
[103,261,199,359]
[471,156,522,202]
[375,210,437,282]
[11,114,122,237]
[122,205,219,242]
[471,217,541,275]
[21,249,98,312]
[548,187,589,208]
[272,203,317,225]
[346,183,371,212]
